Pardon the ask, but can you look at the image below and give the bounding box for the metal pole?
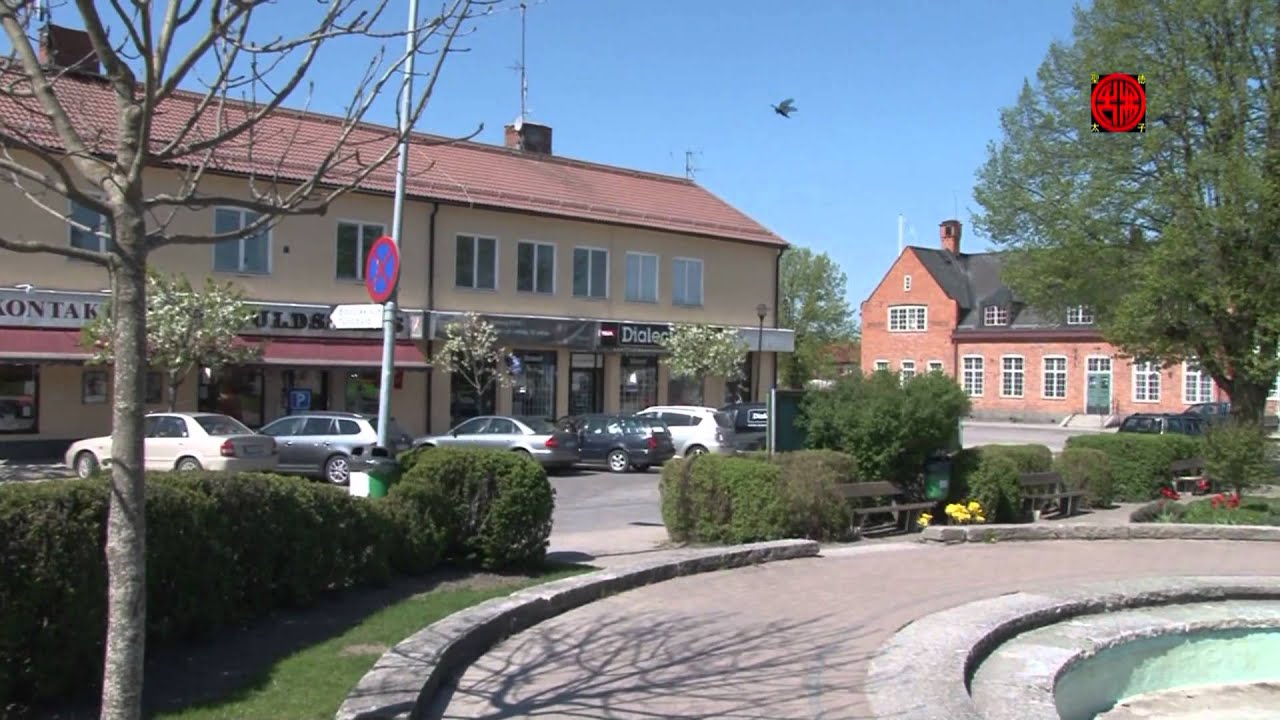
[756,318,764,400]
[376,0,419,448]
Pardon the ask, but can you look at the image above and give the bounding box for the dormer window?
[1067,305,1095,325]
[984,305,1009,326]
[903,275,912,291]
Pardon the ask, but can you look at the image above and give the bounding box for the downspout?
[426,202,439,433]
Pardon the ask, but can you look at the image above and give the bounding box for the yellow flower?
[917,513,933,528]
[968,501,982,513]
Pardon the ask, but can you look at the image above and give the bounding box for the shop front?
[0,288,429,459]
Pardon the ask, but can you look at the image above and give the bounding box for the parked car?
[1182,401,1232,425]
[258,411,413,485]
[65,412,277,478]
[718,401,768,451]
[561,414,676,472]
[1117,413,1207,436]
[636,405,737,457]
[412,415,580,470]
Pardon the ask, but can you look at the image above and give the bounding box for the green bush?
[399,448,555,570]
[1055,447,1115,508]
[1129,499,1185,523]
[801,371,969,489]
[1065,433,1202,501]
[0,472,406,708]
[950,445,1052,522]
[660,450,855,543]
[1204,421,1275,495]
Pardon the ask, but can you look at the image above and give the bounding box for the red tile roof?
[0,70,786,247]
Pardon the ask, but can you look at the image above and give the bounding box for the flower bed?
[1129,495,1280,526]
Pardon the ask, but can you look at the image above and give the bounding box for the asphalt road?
[961,421,1109,453]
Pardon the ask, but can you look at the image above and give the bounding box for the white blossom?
[659,323,748,382]
[431,312,514,406]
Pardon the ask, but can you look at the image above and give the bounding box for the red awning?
[252,337,429,369]
[0,328,91,361]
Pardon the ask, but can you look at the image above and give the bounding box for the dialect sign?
[0,289,425,340]
[598,322,673,349]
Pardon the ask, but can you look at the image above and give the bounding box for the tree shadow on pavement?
[423,609,893,720]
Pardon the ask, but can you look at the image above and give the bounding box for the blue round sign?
[365,236,400,304]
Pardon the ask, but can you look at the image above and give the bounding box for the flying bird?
[772,98,797,118]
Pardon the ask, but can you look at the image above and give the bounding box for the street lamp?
[755,303,768,401]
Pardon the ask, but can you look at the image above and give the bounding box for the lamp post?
[755,303,767,401]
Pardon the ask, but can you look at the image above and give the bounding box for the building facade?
[0,41,791,459]
[860,220,1223,423]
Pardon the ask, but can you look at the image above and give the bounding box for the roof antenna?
[507,2,530,123]
[34,0,49,23]
[898,214,904,254]
[684,149,702,180]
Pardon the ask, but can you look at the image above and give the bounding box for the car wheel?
[512,448,533,460]
[74,451,99,479]
[687,445,708,457]
[175,456,202,473]
[324,454,350,485]
[607,449,630,473]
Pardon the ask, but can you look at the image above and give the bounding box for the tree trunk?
[1228,378,1271,425]
[166,375,179,413]
[99,246,148,720]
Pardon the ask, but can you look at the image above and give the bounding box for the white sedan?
[65,412,278,478]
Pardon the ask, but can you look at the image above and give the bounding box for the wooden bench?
[1170,457,1209,495]
[834,481,935,535]
[1019,471,1086,520]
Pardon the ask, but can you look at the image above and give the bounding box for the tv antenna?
[683,149,703,180]
[507,2,531,122]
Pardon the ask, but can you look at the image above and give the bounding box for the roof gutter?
[426,201,439,433]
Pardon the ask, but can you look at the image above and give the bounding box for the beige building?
[0,38,792,460]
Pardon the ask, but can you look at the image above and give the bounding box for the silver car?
[259,411,413,484]
[636,405,737,457]
[413,415,580,469]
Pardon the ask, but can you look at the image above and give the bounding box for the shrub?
[399,448,555,569]
[1065,433,1203,501]
[949,445,1052,522]
[770,450,855,540]
[1129,499,1185,523]
[1055,447,1115,508]
[1204,421,1275,495]
[801,371,969,488]
[0,471,407,708]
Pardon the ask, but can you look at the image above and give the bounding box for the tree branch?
[0,233,110,264]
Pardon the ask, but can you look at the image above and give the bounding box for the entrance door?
[1086,357,1113,415]
[569,368,602,417]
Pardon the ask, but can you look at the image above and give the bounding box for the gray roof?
[909,247,1096,333]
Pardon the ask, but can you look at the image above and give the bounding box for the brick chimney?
[940,219,962,254]
[503,120,553,155]
[39,24,100,75]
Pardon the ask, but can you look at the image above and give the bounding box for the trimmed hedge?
[660,450,854,543]
[955,444,1053,523]
[1064,433,1202,501]
[1055,447,1115,508]
[0,448,555,710]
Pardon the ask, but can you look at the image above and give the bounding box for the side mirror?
[450,430,459,437]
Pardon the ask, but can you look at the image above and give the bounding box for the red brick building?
[860,220,1225,423]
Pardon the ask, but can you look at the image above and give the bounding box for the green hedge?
[0,448,555,710]
[660,450,854,543]
[954,444,1053,523]
[1064,433,1202,501]
[1055,447,1115,508]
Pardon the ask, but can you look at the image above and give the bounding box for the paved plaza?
[433,539,1278,719]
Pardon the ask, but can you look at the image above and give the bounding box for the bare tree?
[432,311,514,417]
[0,1,495,718]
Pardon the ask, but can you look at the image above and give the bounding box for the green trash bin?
[924,454,952,501]
[365,446,400,499]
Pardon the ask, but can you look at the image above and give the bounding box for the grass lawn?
[155,564,591,720]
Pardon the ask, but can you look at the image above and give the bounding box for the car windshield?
[518,417,558,434]
[713,411,735,430]
[194,414,252,436]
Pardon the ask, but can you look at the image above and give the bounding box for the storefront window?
[511,350,557,421]
[619,355,658,413]
[450,373,495,426]
[198,366,264,428]
[344,371,380,416]
[0,364,38,434]
[667,375,703,406]
[569,353,604,417]
[724,354,755,404]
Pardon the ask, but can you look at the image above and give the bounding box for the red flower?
[1160,486,1181,500]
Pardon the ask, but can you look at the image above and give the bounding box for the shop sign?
[0,288,426,340]
[599,322,673,348]
[431,312,598,349]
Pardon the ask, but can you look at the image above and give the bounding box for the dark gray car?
[259,411,413,484]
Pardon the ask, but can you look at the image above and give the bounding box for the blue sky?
[24,0,1082,320]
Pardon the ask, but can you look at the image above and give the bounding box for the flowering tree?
[82,273,261,411]
[432,312,513,417]
[659,323,748,392]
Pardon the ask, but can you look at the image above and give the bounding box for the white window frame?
[874,359,890,372]
[516,239,557,295]
[887,305,927,332]
[984,305,1009,326]
[962,355,984,396]
[212,207,272,275]
[68,196,110,255]
[1133,360,1162,403]
[903,275,912,291]
[572,246,609,299]
[900,360,916,382]
[334,219,385,281]
[624,251,659,303]
[1042,355,1068,399]
[927,360,944,373]
[672,256,705,307]
[1000,355,1025,398]
[455,233,499,291]
[1067,305,1095,325]
[1182,359,1214,404]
